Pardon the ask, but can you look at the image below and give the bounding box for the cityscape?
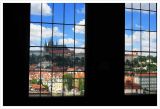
[29,3,85,96]
[125,3,157,94]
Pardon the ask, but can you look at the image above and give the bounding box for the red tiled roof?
[136,73,157,77]
[125,80,141,89]
[48,50,73,54]
[32,84,45,89]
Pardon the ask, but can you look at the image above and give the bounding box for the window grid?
[125,3,157,95]
[29,3,85,97]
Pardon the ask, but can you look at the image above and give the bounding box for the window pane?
[150,3,156,11]
[150,12,156,31]
[76,4,85,25]
[141,11,149,31]
[52,72,63,96]
[125,3,131,8]
[141,3,149,10]
[65,3,74,24]
[42,3,52,23]
[30,23,41,46]
[133,31,140,51]
[133,3,140,9]
[54,3,64,23]
[150,32,156,52]
[75,49,85,71]
[29,71,40,96]
[125,30,132,51]
[142,32,149,51]
[31,3,41,22]
[125,9,132,29]
[133,10,140,30]
[64,25,74,47]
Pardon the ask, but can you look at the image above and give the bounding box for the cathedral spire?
[56,40,58,46]
[48,37,53,47]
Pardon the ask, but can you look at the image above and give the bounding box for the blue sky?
[30,3,85,51]
[125,3,157,55]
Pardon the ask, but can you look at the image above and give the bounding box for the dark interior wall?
[3,3,156,106]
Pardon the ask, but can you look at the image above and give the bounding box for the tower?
[48,37,54,47]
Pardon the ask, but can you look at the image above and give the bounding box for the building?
[125,52,138,62]
[134,73,157,94]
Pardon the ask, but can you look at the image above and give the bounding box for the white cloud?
[125,31,156,52]
[76,6,85,14]
[69,48,84,53]
[72,19,85,34]
[135,24,142,29]
[75,49,85,53]
[31,3,52,16]
[125,3,156,11]
[58,38,78,45]
[30,23,63,45]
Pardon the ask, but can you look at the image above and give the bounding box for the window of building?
[125,3,157,95]
[29,3,85,96]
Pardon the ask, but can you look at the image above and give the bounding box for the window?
[125,3,157,95]
[29,3,85,96]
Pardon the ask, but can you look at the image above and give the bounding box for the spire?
[56,40,58,46]
[48,37,53,47]
[44,40,47,47]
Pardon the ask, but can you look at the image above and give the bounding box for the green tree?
[31,79,37,84]
[63,73,73,91]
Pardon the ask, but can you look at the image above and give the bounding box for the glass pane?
[64,25,74,47]
[65,3,74,24]
[42,3,52,23]
[125,3,131,8]
[125,30,132,51]
[133,10,140,30]
[150,3,156,11]
[64,48,74,70]
[54,3,64,23]
[76,4,85,25]
[29,71,40,96]
[133,3,140,9]
[133,31,140,51]
[141,3,149,10]
[31,3,41,22]
[150,12,156,31]
[30,23,41,46]
[142,32,149,51]
[63,78,74,96]
[42,24,52,46]
[52,72,63,96]
[29,47,41,71]
[150,32,156,52]
[75,78,84,96]
[141,11,149,31]
[125,9,131,29]
[75,49,85,71]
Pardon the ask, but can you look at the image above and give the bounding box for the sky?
[125,3,157,56]
[30,3,85,53]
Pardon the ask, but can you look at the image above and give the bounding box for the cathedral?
[44,37,74,56]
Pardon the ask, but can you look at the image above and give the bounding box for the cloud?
[135,24,142,29]
[75,49,85,53]
[69,48,85,53]
[125,3,156,11]
[30,23,63,45]
[58,38,78,45]
[76,6,85,14]
[31,3,52,16]
[125,31,156,52]
[72,19,85,34]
